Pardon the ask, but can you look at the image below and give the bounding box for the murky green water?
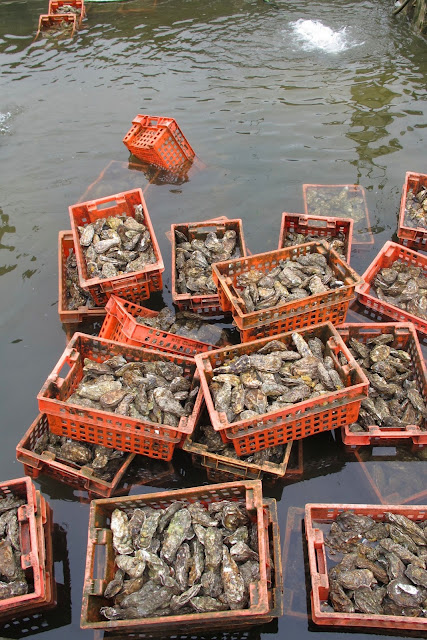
[0,0,426,638]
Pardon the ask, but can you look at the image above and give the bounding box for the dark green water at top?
[0,0,426,638]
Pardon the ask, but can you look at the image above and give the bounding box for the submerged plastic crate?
[356,241,427,337]
[305,503,427,632]
[48,0,85,24]
[16,414,135,498]
[99,295,216,357]
[36,14,77,38]
[69,189,164,306]
[303,184,374,246]
[212,241,362,342]
[278,212,353,263]
[81,480,274,632]
[337,323,427,447]
[123,115,195,171]
[397,171,427,252]
[172,217,247,316]
[58,231,106,324]
[195,322,369,456]
[37,333,202,460]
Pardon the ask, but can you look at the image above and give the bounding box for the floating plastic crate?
[212,241,362,342]
[99,295,216,357]
[278,212,353,264]
[81,480,274,633]
[195,322,369,456]
[48,0,85,24]
[182,396,296,482]
[172,217,247,316]
[37,333,202,460]
[337,323,427,447]
[305,502,427,632]
[356,241,427,337]
[69,189,164,307]
[123,115,195,171]
[397,171,427,252]
[16,414,135,498]
[58,231,106,324]
[36,14,77,39]
[303,184,374,246]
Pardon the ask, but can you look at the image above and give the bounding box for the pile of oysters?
[0,493,28,600]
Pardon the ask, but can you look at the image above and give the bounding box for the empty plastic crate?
[397,171,427,252]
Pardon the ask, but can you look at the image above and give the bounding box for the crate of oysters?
[69,188,164,307]
[211,241,362,342]
[337,323,427,448]
[99,295,227,358]
[37,333,203,460]
[305,502,427,632]
[397,171,427,252]
[0,477,55,621]
[194,322,369,457]
[80,479,283,633]
[356,241,427,338]
[171,216,247,316]
[16,414,136,498]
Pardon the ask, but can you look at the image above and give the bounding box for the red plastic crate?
[81,480,273,633]
[356,241,427,337]
[58,231,106,324]
[16,414,136,498]
[36,14,77,38]
[123,114,195,171]
[212,241,362,342]
[305,503,427,631]
[195,322,369,456]
[337,323,427,447]
[48,0,85,24]
[69,189,164,307]
[172,217,247,316]
[397,171,427,252]
[37,333,202,460]
[303,184,374,246]
[278,212,353,263]
[99,295,216,357]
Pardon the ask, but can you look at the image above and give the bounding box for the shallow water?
[0,0,426,638]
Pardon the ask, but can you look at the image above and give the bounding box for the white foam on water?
[289,19,362,53]
[0,111,12,133]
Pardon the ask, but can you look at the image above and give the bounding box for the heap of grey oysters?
[324,510,427,617]
[31,432,128,481]
[306,187,366,224]
[0,493,29,600]
[197,423,286,465]
[372,260,427,321]
[209,332,346,424]
[78,205,156,280]
[346,333,427,433]
[100,500,260,619]
[137,307,228,346]
[281,231,346,258]
[66,355,198,427]
[235,252,344,314]
[175,228,240,295]
[404,186,427,229]
[65,250,96,310]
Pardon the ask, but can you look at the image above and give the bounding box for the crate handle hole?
[57,362,72,380]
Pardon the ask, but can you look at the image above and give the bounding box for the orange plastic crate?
[305,503,427,632]
[303,184,374,246]
[356,241,427,337]
[195,322,369,456]
[69,189,164,307]
[172,217,247,316]
[81,480,272,633]
[123,114,195,171]
[36,14,77,38]
[99,295,216,357]
[212,242,362,342]
[397,171,427,252]
[16,414,135,498]
[278,212,353,263]
[58,231,106,324]
[37,333,202,460]
[337,322,427,447]
[48,0,86,24]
